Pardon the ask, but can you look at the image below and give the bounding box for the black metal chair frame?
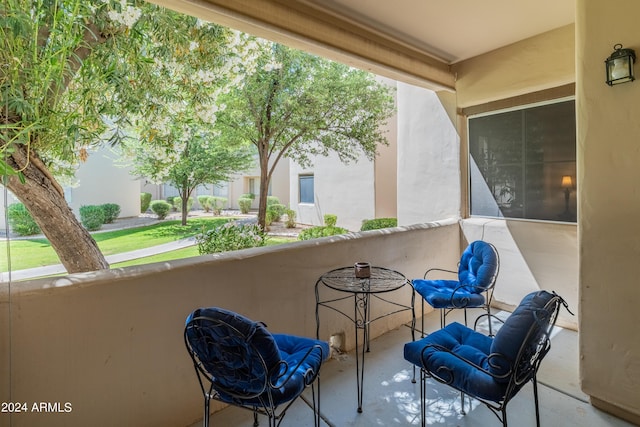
[418,242,501,337]
[415,293,571,427]
[184,314,326,427]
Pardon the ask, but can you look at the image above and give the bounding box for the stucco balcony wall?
[0,219,459,427]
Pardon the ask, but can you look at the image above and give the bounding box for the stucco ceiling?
[299,0,575,63]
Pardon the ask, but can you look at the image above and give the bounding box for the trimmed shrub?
[100,203,121,224]
[198,195,214,212]
[266,196,280,206]
[241,193,256,200]
[173,196,194,212]
[360,218,398,231]
[324,214,337,227]
[166,196,177,211]
[298,225,348,241]
[211,197,227,215]
[150,200,172,219]
[298,213,346,240]
[196,222,267,254]
[265,210,275,227]
[7,203,40,236]
[140,192,152,213]
[79,205,105,231]
[238,198,252,214]
[285,209,297,228]
[267,203,286,222]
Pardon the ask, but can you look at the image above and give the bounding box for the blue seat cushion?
[412,241,497,309]
[404,322,507,402]
[270,334,330,402]
[412,279,486,309]
[489,290,555,381]
[186,307,329,406]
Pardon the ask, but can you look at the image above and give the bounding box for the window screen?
[299,175,314,204]
[468,99,576,222]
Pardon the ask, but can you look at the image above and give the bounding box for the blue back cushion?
[458,241,498,292]
[489,290,555,381]
[185,307,281,396]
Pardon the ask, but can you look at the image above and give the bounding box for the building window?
[468,99,576,222]
[212,182,228,197]
[248,178,257,196]
[299,175,314,204]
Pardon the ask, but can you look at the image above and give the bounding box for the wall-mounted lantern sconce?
[605,44,636,86]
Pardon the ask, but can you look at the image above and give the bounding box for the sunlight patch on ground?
[363,315,563,426]
[377,368,481,425]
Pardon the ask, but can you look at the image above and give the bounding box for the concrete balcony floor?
[191,308,634,427]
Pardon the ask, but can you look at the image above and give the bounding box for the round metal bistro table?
[315,266,415,413]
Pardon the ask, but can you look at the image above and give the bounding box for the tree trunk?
[257,151,270,230]
[5,146,109,274]
[179,187,192,226]
[181,196,188,226]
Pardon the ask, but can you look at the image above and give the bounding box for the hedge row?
[79,203,121,231]
[7,202,121,235]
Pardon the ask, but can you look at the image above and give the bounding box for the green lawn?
[110,236,296,269]
[1,217,232,271]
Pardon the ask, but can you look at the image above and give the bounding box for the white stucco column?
[396,83,461,226]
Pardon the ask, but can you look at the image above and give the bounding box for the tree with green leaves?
[122,131,253,226]
[1,0,258,273]
[216,43,395,229]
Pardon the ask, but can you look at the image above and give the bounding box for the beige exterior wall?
[0,147,141,230]
[267,158,290,209]
[0,192,20,232]
[0,222,459,427]
[452,7,640,421]
[290,150,376,230]
[452,24,576,109]
[396,83,460,226]
[226,158,290,211]
[374,77,399,219]
[70,147,142,218]
[462,218,578,330]
[451,25,579,329]
[577,0,640,421]
[289,77,398,231]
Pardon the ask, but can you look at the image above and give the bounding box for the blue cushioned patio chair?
[413,240,499,336]
[184,307,330,427]
[404,290,571,427]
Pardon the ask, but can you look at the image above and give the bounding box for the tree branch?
[268,131,305,177]
[48,22,108,107]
